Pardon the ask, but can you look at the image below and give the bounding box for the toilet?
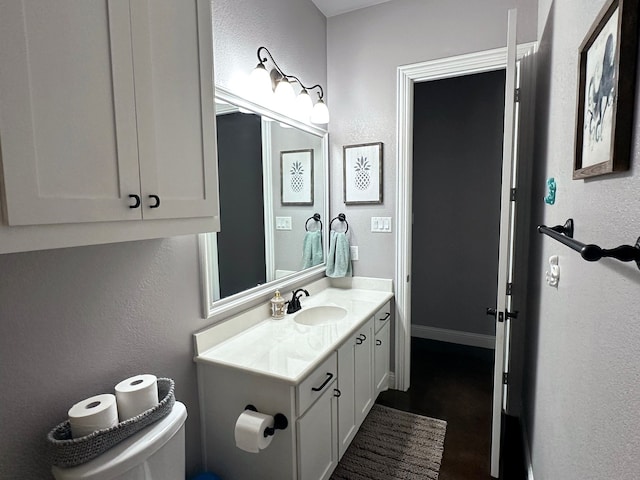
[52,401,187,480]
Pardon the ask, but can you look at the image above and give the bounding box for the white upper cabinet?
[0,0,218,227]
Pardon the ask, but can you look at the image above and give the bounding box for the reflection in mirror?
[200,86,328,318]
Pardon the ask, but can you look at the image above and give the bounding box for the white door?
[490,9,519,478]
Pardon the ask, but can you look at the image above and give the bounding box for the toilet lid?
[52,401,187,480]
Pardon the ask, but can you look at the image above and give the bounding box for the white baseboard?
[411,324,495,349]
[521,417,535,480]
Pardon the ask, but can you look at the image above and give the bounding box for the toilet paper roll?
[115,374,159,421]
[68,393,119,438]
[234,410,274,453]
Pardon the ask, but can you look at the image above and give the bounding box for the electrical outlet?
[350,246,359,261]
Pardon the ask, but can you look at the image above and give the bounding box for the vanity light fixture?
[250,46,329,125]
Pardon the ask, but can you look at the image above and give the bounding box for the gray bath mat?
[331,404,447,480]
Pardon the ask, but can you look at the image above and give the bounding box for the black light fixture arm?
[256,46,324,100]
[537,218,640,269]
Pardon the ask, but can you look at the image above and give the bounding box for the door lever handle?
[486,307,497,317]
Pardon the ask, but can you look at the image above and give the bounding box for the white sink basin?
[293,306,347,326]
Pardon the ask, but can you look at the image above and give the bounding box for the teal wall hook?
[544,177,556,205]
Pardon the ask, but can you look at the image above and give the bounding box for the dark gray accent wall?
[216,113,266,298]
[411,70,505,336]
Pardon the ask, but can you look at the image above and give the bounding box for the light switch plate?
[275,216,292,230]
[371,217,392,232]
[350,246,359,261]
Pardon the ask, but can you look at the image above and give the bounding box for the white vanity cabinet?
[194,280,394,480]
[0,0,219,251]
[374,302,392,396]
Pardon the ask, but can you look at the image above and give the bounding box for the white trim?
[521,417,535,480]
[411,325,496,350]
[394,41,537,393]
[262,120,275,283]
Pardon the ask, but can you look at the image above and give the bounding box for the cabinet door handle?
[129,194,141,209]
[311,372,333,392]
[380,312,391,321]
[358,334,367,341]
[333,388,341,398]
[356,338,363,345]
[149,195,161,208]
[376,339,382,346]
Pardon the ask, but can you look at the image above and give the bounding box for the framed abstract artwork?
[281,149,314,205]
[574,0,639,179]
[343,142,383,204]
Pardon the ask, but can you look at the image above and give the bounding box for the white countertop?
[195,284,393,384]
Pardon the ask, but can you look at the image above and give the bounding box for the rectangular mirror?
[200,86,328,318]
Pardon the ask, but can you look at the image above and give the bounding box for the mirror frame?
[199,85,329,319]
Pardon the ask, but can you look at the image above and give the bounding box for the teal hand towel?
[302,230,324,269]
[326,231,352,278]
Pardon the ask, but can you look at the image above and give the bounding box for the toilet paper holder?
[244,405,288,437]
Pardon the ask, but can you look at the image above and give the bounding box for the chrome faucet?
[286,289,309,314]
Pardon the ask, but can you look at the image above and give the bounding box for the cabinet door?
[297,379,338,480]
[130,0,219,220]
[354,318,374,428]
[336,338,357,459]
[0,0,142,225]
[374,319,391,397]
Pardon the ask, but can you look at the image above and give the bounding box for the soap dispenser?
[270,290,286,319]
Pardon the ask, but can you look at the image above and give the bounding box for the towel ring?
[305,213,322,232]
[329,213,349,233]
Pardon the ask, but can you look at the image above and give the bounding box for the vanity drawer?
[374,301,392,333]
[296,352,337,416]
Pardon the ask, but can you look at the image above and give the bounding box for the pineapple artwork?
[354,156,371,190]
[344,142,383,204]
[290,161,305,193]
[281,149,314,205]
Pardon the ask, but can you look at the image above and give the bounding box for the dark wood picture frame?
[343,142,383,205]
[574,0,639,179]
[280,149,314,206]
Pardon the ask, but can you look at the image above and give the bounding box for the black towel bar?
[329,213,349,233]
[305,213,322,232]
[537,218,640,269]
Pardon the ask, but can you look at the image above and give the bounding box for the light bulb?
[249,63,272,104]
[294,89,314,122]
[274,78,295,114]
[310,98,330,124]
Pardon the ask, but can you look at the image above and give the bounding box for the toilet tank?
[52,401,187,480]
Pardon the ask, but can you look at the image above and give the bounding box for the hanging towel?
[302,230,324,268]
[326,231,352,278]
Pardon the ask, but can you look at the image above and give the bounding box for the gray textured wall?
[0,1,326,478]
[326,0,538,281]
[523,0,640,478]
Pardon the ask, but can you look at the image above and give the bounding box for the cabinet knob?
[376,339,382,346]
[149,195,161,208]
[333,388,341,398]
[128,194,141,209]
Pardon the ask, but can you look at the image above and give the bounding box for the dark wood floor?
[376,337,526,480]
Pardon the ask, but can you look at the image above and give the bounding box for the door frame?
[394,42,537,391]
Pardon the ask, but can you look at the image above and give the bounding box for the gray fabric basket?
[47,378,175,468]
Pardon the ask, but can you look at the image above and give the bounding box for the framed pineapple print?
[281,149,314,206]
[343,142,383,204]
